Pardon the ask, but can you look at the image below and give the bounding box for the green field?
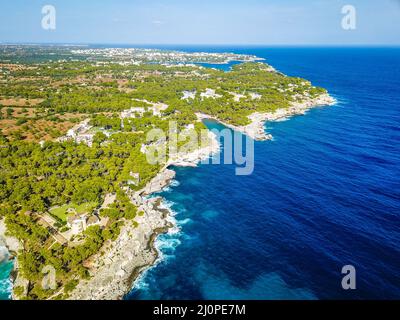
[49,202,98,222]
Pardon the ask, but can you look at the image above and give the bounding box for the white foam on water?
[156,178,181,194]
[177,218,192,225]
[161,186,172,193]
[330,94,346,107]
[156,237,181,252]
[0,278,11,297]
[131,236,181,292]
[131,268,151,291]
[170,179,180,187]
[274,117,289,122]
[0,261,12,299]
[159,199,175,210]
[131,199,185,292]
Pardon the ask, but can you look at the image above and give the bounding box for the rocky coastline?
[0,219,26,299]
[67,130,220,300]
[0,219,21,256]
[197,93,336,141]
[68,195,174,300]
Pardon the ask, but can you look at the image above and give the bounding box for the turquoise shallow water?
[0,260,13,300]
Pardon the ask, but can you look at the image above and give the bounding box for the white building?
[67,215,87,235]
[181,90,196,100]
[200,88,222,100]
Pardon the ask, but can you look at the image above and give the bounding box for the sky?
[0,0,399,45]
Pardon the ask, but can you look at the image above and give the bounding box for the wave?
[170,179,180,187]
[158,199,175,210]
[274,117,289,122]
[177,218,192,225]
[156,236,182,252]
[130,198,185,293]
[0,261,12,299]
[329,93,347,106]
[160,186,172,193]
[131,231,183,292]
[0,278,11,296]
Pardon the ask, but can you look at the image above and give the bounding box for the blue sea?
[1,47,399,300]
[127,46,400,300]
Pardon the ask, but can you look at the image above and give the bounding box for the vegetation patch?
[49,202,98,222]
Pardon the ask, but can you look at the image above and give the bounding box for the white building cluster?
[58,119,94,147]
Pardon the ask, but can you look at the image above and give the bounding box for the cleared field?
[0,118,77,142]
[0,98,44,107]
[49,202,98,222]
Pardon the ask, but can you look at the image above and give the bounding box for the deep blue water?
[127,47,400,300]
[1,47,399,300]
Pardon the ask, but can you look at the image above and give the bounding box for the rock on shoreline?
[167,131,221,168]
[142,169,176,196]
[0,219,21,254]
[68,196,173,300]
[0,219,28,299]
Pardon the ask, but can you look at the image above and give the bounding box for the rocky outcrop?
[0,246,7,264]
[0,218,28,300]
[141,169,176,196]
[0,219,21,254]
[167,131,220,167]
[68,197,173,300]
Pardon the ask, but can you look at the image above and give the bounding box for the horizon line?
[1,42,400,48]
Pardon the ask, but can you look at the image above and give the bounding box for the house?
[67,119,91,138]
[120,107,146,119]
[66,128,76,138]
[229,92,246,102]
[58,119,94,147]
[200,88,222,99]
[86,215,100,227]
[127,172,140,186]
[67,214,87,235]
[75,133,94,147]
[181,90,196,100]
[250,92,262,100]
